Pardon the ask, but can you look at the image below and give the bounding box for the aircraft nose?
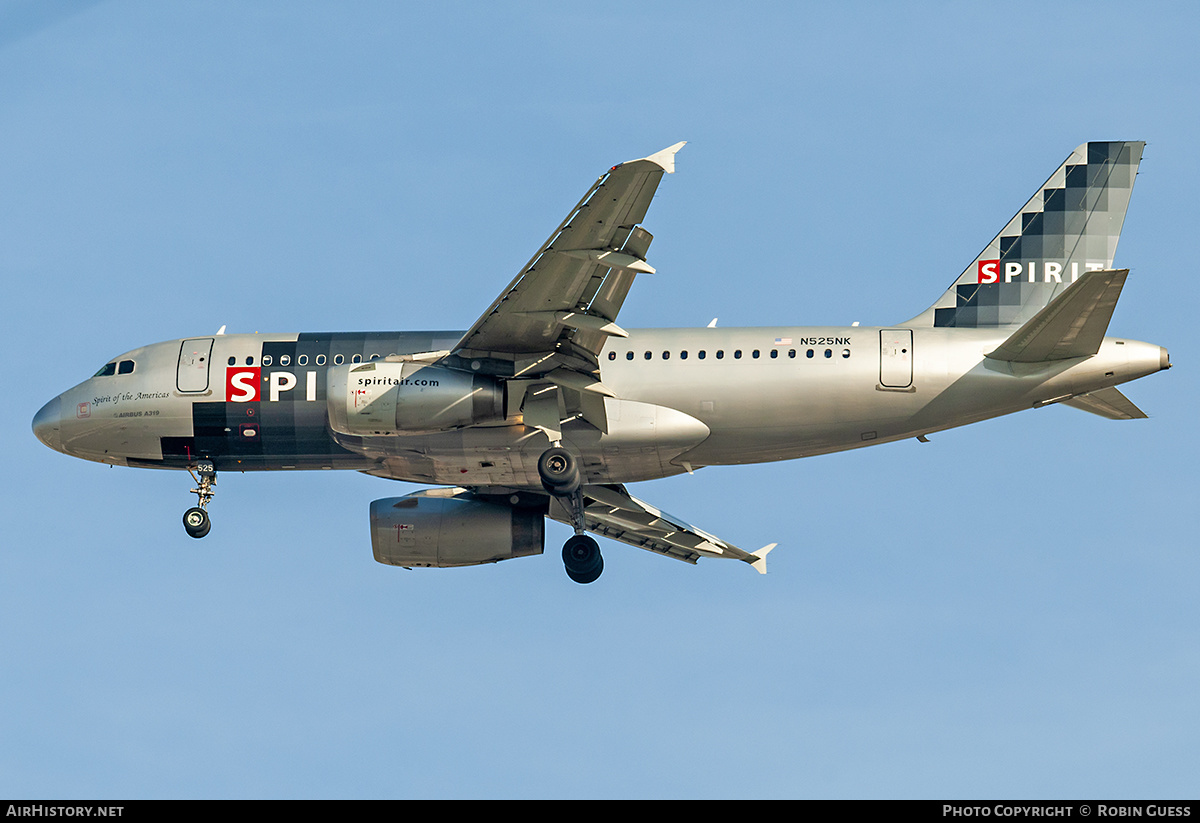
[32,396,63,452]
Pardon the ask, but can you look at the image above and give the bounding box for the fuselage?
[33,325,1169,489]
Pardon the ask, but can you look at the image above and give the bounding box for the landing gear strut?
[183,461,216,539]
[537,446,603,584]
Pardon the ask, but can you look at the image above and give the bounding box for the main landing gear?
[537,447,603,584]
[183,462,216,539]
[562,534,603,585]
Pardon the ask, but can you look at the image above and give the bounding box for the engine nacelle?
[327,361,505,435]
[369,491,545,568]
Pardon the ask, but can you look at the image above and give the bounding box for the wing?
[445,143,685,434]
[549,484,777,573]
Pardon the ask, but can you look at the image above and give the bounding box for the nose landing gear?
[183,506,210,538]
[537,447,603,584]
[183,462,216,539]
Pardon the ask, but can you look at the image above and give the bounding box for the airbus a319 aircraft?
[33,141,1169,583]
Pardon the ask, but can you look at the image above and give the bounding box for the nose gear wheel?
[183,506,211,538]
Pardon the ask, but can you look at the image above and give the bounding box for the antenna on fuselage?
[215,325,227,335]
[707,318,718,328]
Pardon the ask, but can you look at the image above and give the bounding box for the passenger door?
[879,329,913,389]
[177,338,214,393]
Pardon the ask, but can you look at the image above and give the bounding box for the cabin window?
[316,354,326,366]
[352,354,362,363]
[842,349,851,359]
[752,349,760,359]
[788,349,796,358]
[644,351,651,360]
[698,350,706,360]
[228,356,236,366]
[806,349,814,358]
[662,351,670,360]
[733,350,742,359]
[680,350,688,360]
[262,355,273,366]
[770,349,778,359]
[608,351,616,360]
[334,354,344,365]
[824,349,832,358]
[280,354,291,366]
[298,354,308,365]
[626,352,634,361]
[716,350,724,359]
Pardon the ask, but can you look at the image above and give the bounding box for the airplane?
[32,140,1170,584]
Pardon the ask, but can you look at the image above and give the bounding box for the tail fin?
[909,141,1144,328]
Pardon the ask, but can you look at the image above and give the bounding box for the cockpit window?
[94,363,116,377]
[118,360,135,375]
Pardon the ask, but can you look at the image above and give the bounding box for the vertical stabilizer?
[909,141,1143,328]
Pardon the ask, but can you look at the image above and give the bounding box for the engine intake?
[369,491,545,568]
[327,361,505,435]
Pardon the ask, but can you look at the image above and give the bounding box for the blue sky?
[1,1,1196,799]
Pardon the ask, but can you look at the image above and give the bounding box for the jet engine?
[327,361,505,435]
[369,490,544,568]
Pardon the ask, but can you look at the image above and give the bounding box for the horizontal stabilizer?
[986,269,1128,363]
[1063,387,1148,420]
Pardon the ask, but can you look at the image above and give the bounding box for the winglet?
[624,141,686,174]
[750,543,777,574]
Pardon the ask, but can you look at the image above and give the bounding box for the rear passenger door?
[879,329,912,389]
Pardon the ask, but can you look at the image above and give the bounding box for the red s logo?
[226,368,261,402]
[978,259,1000,284]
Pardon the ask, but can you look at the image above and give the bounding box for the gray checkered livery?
[911,141,1144,328]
